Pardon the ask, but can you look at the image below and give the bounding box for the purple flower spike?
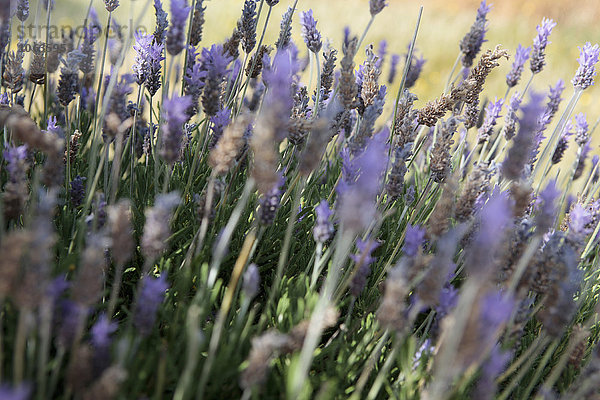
[16,0,29,22]
[574,113,589,146]
[146,41,165,97]
[405,43,426,89]
[160,95,193,165]
[506,44,530,88]
[388,54,401,84]
[570,203,593,235]
[208,108,231,148]
[4,145,28,175]
[201,44,233,116]
[502,91,522,140]
[70,175,87,208]
[153,0,169,45]
[132,31,154,85]
[300,10,322,54]
[350,238,380,297]
[502,91,545,180]
[91,314,118,349]
[572,42,600,90]
[104,0,119,12]
[530,17,556,74]
[167,0,191,56]
[261,49,295,141]
[339,129,389,232]
[478,97,504,144]
[0,384,31,400]
[552,120,574,164]
[313,200,334,243]
[134,274,169,336]
[536,180,560,232]
[459,0,491,68]
[369,0,388,16]
[404,224,426,257]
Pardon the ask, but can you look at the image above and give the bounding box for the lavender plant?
[0,1,598,399]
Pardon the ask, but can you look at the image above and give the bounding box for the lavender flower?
[552,120,573,164]
[536,180,560,233]
[201,44,232,116]
[459,1,491,68]
[167,0,190,56]
[132,31,153,85]
[472,345,511,399]
[3,145,29,220]
[206,108,231,148]
[339,129,388,232]
[70,176,86,208]
[91,314,118,349]
[16,0,29,22]
[242,263,260,300]
[458,290,514,367]
[572,42,600,90]
[141,192,180,266]
[506,44,530,88]
[530,18,556,74]
[369,0,388,16]
[313,200,334,243]
[189,0,206,46]
[146,41,165,97]
[160,95,192,165]
[261,49,295,141]
[466,193,511,277]
[570,203,593,236]
[388,54,400,84]
[502,91,545,180]
[350,238,380,297]
[300,10,322,54]
[477,97,504,144]
[258,177,284,225]
[501,91,521,140]
[153,0,169,45]
[377,40,387,68]
[104,0,119,12]
[134,274,169,336]
[275,7,293,49]
[239,0,258,53]
[79,26,96,75]
[57,50,84,106]
[183,54,207,117]
[0,384,31,400]
[404,224,425,257]
[574,113,589,146]
[404,43,426,89]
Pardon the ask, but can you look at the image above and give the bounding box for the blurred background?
[29,0,600,113]
[18,0,600,183]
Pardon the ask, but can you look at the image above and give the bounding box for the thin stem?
[356,16,375,53]
[107,262,124,318]
[13,310,27,385]
[445,52,461,93]
[196,230,257,398]
[64,105,71,185]
[258,177,306,331]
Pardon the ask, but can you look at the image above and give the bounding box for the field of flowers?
[1,0,600,398]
